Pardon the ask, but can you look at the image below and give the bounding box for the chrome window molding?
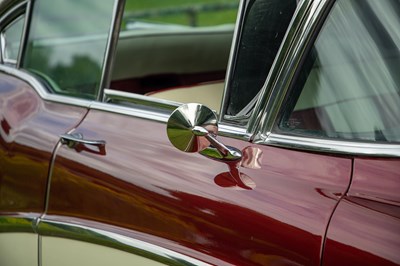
[0,65,92,108]
[0,0,27,65]
[90,101,172,123]
[104,88,181,113]
[0,65,249,141]
[220,0,314,133]
[0,215,38,233]
[251,0,400,158]
[38,218,212,266]
[247,0,318,138]
[260,133,400,158]
[219,0,246,118]
[98,0,125,102]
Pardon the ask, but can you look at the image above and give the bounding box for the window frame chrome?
[252,0,400,158]
[0,0,27,66]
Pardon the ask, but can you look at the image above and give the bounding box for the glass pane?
[23,0,115,99]
[2,15,25,63]
[226,0,298,116]
[279,0,400,143]
[109,0,239,113]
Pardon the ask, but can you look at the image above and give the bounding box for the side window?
[1,14,25,66]
[22,0,116,99]
[225,0,298,117]
[278,0,400,143]
[108,0,239,113]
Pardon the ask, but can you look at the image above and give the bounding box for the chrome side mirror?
[167,103,242,162]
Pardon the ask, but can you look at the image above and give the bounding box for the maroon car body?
[1,0,399,265]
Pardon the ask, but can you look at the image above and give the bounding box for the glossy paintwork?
[323,158,400,266]
[0,73,88,216]
[47,109,352,265]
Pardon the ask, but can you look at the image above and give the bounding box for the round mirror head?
[167,103,218,153]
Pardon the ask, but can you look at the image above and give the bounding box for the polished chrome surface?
[0,65,92,107]
[104,88,180,112]
[0,215,37,233]
[262,133,400,158]
[247,0,315,137]
[0,0,27,65]
[98,0,125,101]
[167,103,218,153]
[38,218,211,266]
[60,133,106,148]
[167,103,242,161]
[220,0,246,116]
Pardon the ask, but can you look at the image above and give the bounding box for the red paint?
[47,109,352,265]
[323,158,400,266]
[0,73,87,215]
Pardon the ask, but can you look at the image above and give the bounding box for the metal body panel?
[323,158,400,266]
[0,72,87,216]
[47,109,352,265]
[0,232,38,266]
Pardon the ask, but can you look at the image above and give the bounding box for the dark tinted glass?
[226,0,297,116]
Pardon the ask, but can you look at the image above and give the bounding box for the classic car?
[0,0,399,265]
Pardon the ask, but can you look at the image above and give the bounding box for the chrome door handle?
[60,133,106,148]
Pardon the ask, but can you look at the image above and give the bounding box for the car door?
[0,0,115,265]
[39,0,353,265]
[257,0,400,265]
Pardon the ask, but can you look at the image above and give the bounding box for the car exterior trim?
[0,215,38,234]
[248,0,320,138]
[251,0,400,158]
[219,0,246,117]
[98,0,125,101]
[0,0,27,65]
[38,218,212,266]
[260,133,400,158]
[0,65,250,142]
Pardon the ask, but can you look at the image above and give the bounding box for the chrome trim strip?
[98,0,125,101]
[0,215,37,233]
[0,65,92,108]
[0,0,27,65]
[219,122,251,141]
[248,0,316,137]
[262,133,400,157]
[90,101,171,123]
[17,0,29,68]
[104,88,181,111]
[220,0,246,117]
[0,65,250,141]
[38,218,211,266]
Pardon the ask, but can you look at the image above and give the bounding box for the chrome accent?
[167,103,242,161]
[60,133,106,148]
[220,0,246,116]
[91,101,171,123]
[17,0,30,69]
[218,122,251,141]
[261,133,400,158]
[38,218,212,266]
[0,0,27,65]
[104,88,180,112]
[0,65,92,108]
[247,0,316,137]
[98,0,125,101]
[0,215,37,233]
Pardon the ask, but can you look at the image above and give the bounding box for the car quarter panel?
[0,71,88,220]
[323,158,400,266]
[45,108,352,265]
